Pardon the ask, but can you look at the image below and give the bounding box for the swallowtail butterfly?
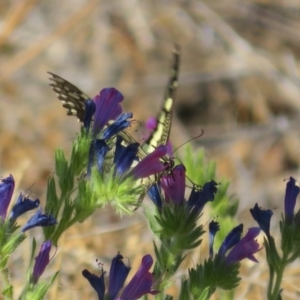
[48,45,180,159]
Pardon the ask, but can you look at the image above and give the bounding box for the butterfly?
[48,45,180,161]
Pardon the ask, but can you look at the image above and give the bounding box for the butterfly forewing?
[142,45,180,154]
[48,72,91,122]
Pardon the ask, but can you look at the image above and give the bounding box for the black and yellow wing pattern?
[142,45,180,154]
[48,45,180,158]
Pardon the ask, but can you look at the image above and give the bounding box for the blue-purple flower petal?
[284,177,300,220]
[93,88,123,134]
[161,164,186,205]
[31,240,52,284]
[9,193,40,222]
[132,145,168,179]
[209,220,220,258]
[148,183,163,209]
[218,224,243,257]
[0,174,15,220]
[82,269,105,300]
[21,209,57,232]
[84,99,96,131]
[87,139,110,176]
[250,203,273,238]
[114,143,139,177]
[120,255,158,299]
[102,112,133,141]
[108,253,131,299]
[188,181,218,214]
[226,227,261,265]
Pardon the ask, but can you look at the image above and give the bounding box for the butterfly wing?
[48,72,147,159]
[48,72,91,122]
[143,45,180,154]
[48,45,180,159]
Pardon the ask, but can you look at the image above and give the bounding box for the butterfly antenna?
[171,129,204,157]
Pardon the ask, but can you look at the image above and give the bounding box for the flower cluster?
[148,164,218,214]
[82,253,158,300]
[0,174,56,230]
[0,175,57,299]
[79,88,173,214]
[8,77,300,300]
[209,223,261,265]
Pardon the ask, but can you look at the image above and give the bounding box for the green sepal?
[55,148,75,193]
[54,148,68,179]
[197,287,210,300]
[2,284,13,298]
[28,238,37,274]
[280,215,294,256]
[264,236,281,271]
[153,204,204,251]
[0,220,26,268]
[153,241,185,283]
[45,177,59,218]
[179,278,190,300]
[19,271,59,300]
[90,167,146,215]
[188,256,240,298]
[280,209,300,262]
[45,199,74,244]
[74,179,97,223]
[70,130,91,176]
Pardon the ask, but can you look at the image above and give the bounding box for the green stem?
[267,265,274,300]
[269,254,288,300]
[1,267,13,300]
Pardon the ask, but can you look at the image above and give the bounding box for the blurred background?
[1,0,300,299]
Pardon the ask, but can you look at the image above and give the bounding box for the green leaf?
[197,287,210,300]
[2,284,13,297]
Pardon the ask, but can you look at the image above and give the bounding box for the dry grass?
[1,0,300,299]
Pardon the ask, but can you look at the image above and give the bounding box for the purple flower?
[87,139,110,176]
[145,117,157,131]
[114,142,139,177]
[187,181,218,214]
[218,224,243,257]
[0,174,15,220]
[83,99,96,131]
[21,209,57,232]
[160,164,186,205]
[102,113,133,141]
[226,227,261,265]
[131,145,168,179]
[284,177,300,221]
[148,183,163,209]
[9,193,40,222]
[83,253,158,300]
[93,88,123,134]
[82,269,105,300]
[209,220,220,258]
[250,203,273,238]
[119,255,158,299]
[31,240,52,284]
[108,253,131,298]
